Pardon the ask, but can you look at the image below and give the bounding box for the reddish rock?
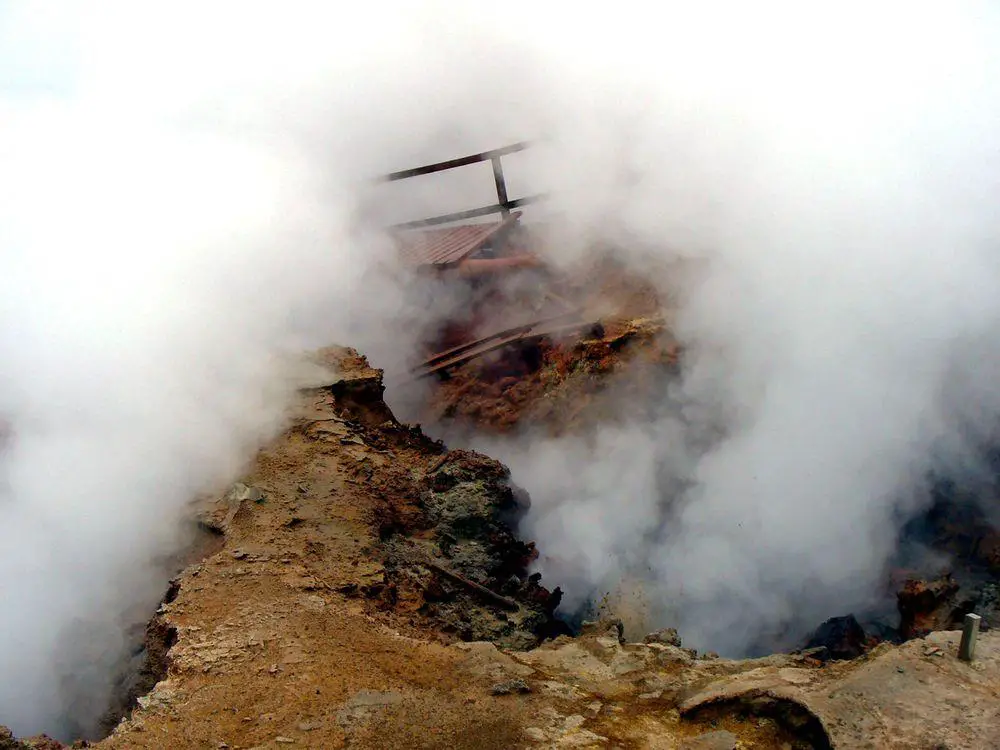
[897,575,961,640]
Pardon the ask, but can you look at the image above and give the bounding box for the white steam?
[475,3,1000,653]
[2,0,1000,738]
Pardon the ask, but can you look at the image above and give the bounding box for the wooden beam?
[425,561,519,611]
[491,156,509,217]
[409,319,602,380]
[415,309,584,371]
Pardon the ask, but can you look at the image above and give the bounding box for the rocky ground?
[6,253,1000,748]
[5,348,1000,749]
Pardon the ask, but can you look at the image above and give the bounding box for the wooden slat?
[395,211,523,267]
[415,308,583,370]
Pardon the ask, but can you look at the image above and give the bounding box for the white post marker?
[958,613,981,662]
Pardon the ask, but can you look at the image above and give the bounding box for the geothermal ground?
[5,262,1000,750]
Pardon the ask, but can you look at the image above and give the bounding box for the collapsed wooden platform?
[381,142,601,380]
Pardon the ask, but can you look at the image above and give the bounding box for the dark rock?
[490,679,531,696]
[915,487,1000,575]
[500,574,522,595]
[430,471,458,493]
[379,448,567,648]
[861,614,902,644]
[326,361,397,428]
[421,575,449,602]
[804,614,868,661]
[0,727,26,750]
[98,610,178,737]
[975,583,1000,630]
[322,351,569,650]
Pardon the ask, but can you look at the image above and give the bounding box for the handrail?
[381,142,530,182]
[378,141,544,229]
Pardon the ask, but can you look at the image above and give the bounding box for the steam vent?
[7,9,1000,748]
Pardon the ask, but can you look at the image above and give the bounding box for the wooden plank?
[424,561,519,611]
[411,319,601,380]
[395,211,523,267]
[415,308,584,370]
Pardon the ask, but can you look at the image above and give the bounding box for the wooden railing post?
[491,156,510,218]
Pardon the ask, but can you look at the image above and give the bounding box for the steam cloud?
[2,0,1000,738]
